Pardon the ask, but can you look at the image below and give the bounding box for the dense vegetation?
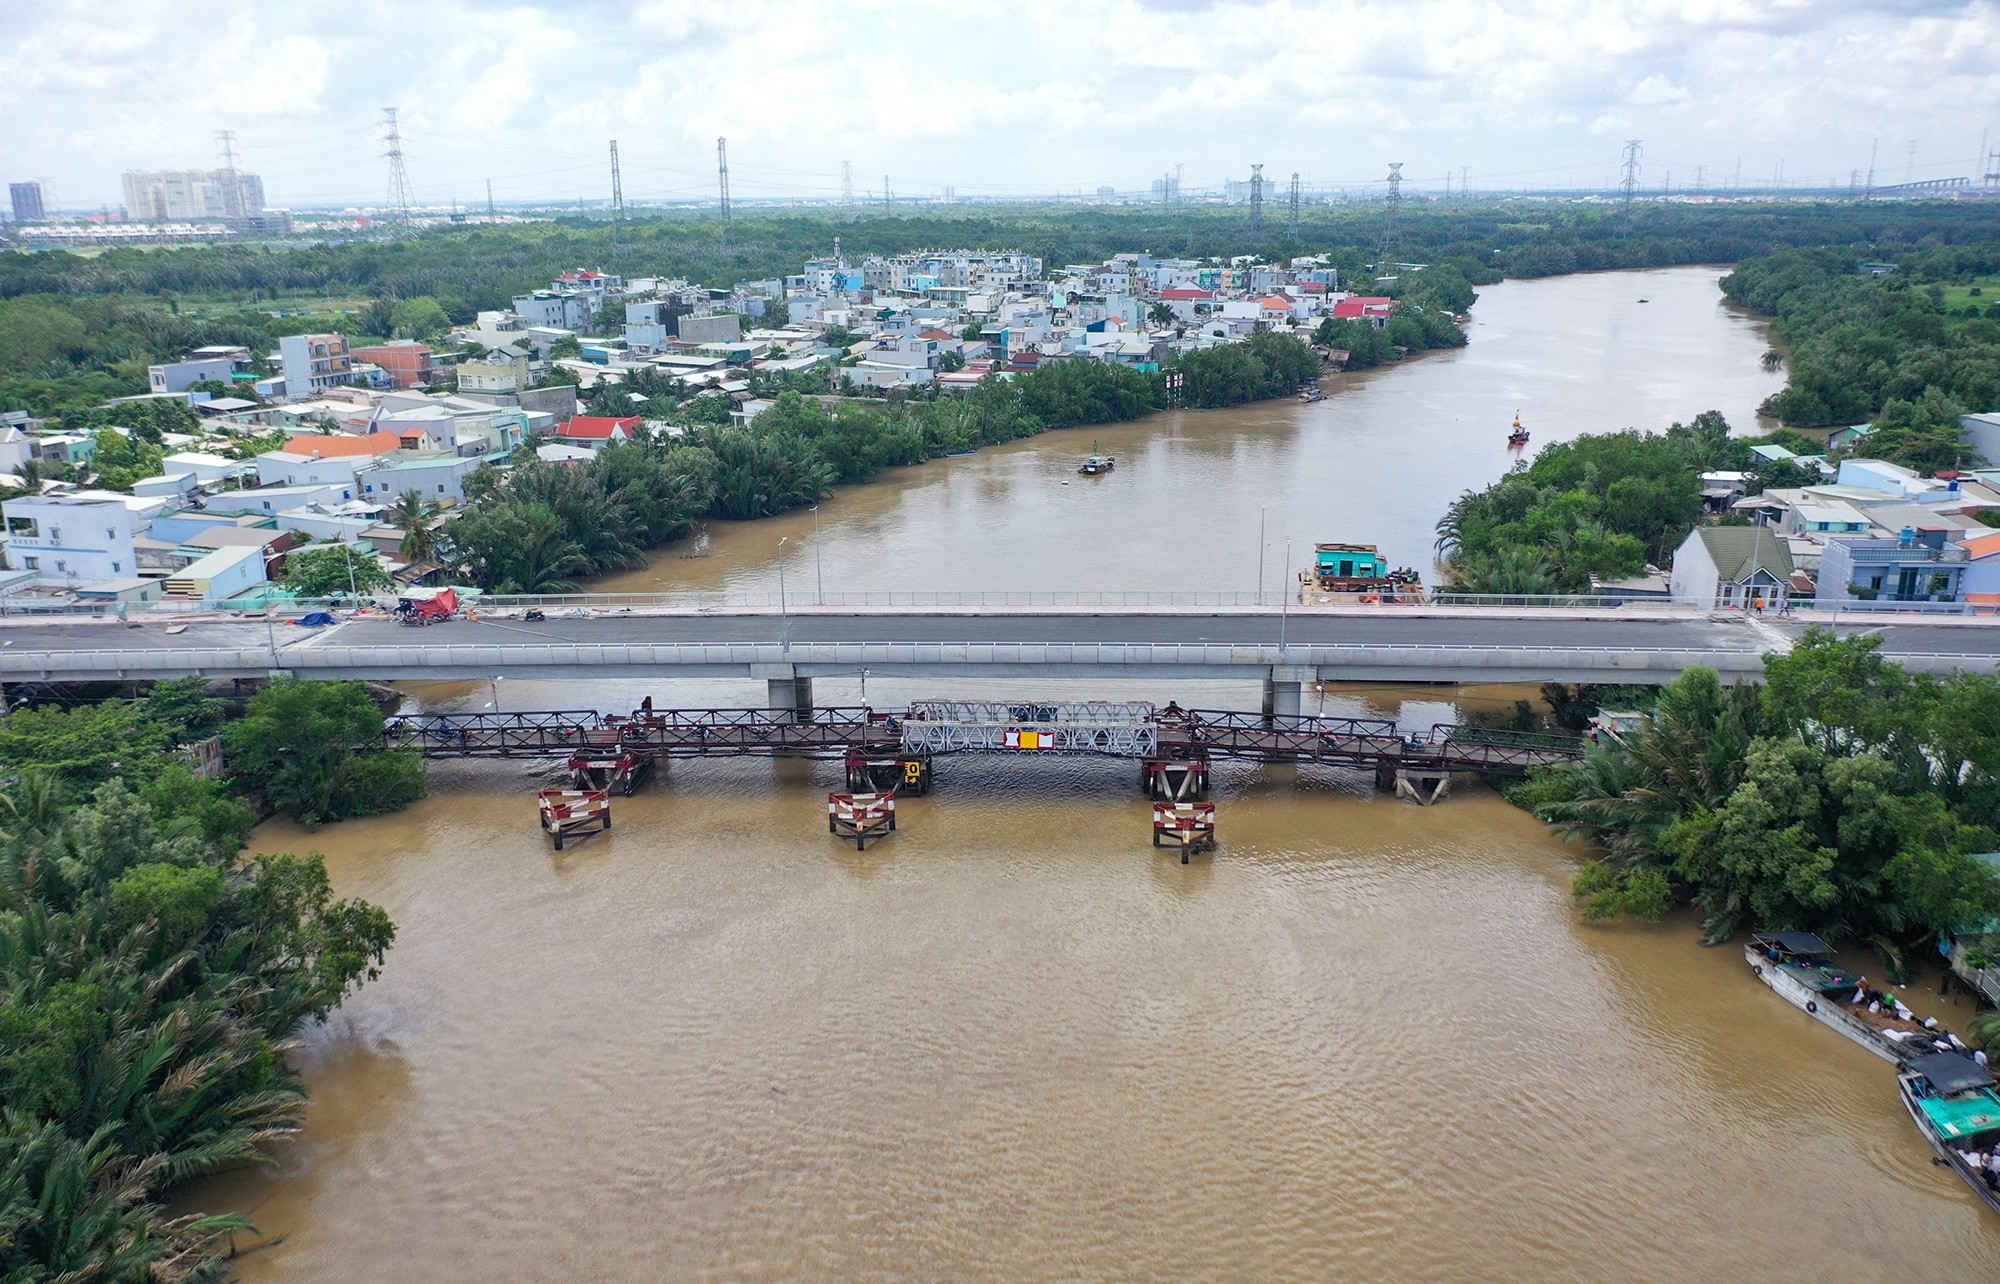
[449,356,1172,592]
[1511,633,2000,976]
[1433,412,1814,593]
[1723,244,2000,468]
[0,677,409,1278]
[5,200,1993,416]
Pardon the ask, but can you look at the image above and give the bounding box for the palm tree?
[1760,349,1784,372]
[386,490,441,566]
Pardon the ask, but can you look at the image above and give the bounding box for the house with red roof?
[1330,296,1396,327]
[553,415,642,450]
[1154,287,1216,323]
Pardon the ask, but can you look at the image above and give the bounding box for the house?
[148,346,250,395]
[163,544,267,608]
[358,455,482,505]
[1961,530,2000,609]
[205,482,349,516]
[349,340,438,390]
[75,577,163,606]
[1815,528,1968,605]
[1668,526,1795,609]
[1,494,147,585]
[177,526,296,578]
[277,333,354,394]
[456,343,538,393]
[31,433,97,467]
[0,426,32,475]
[552,415,641,450]
[159,451,251,485]
[1330,296,1396,326]
[1153,288,1214,323]
[535,442,598,465]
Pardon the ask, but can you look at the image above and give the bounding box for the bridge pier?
[1261,665,1312,724]
[762,671,815,724]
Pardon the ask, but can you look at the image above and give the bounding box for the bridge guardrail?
[4,588,1989,619]
[10,640,1998,683]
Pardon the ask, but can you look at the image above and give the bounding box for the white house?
[357,455,483,505]
[1,494,146,585]
[1668,525,1795,609]
[163,544,267,608]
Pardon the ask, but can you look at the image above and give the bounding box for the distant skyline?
[4,0,1997,212]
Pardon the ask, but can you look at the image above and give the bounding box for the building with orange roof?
[1960,529,2000,607]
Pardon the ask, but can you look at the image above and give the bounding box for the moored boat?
[1898,1051,2000,1216]
[1078,444,1115,475]
[1744,931,1944,1065]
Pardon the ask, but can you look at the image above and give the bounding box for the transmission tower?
[716,137,731,247]
[1248,164,1264,232]
[1288,171,1300,240]
[608,139,628,258]
[1618,139,1642,234]
[1694,164,1704,197]
[486,179,496,222]
[1375,162,1402,264]
[884,174,891,211]
[1460,166,1469,200]
[215,130,242,219]
[841,160,853,205]
[1864,138,1877,200]
[380,108,414,230]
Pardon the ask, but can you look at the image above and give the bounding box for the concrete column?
[1262,665,1310,722]
[766,674,814,724]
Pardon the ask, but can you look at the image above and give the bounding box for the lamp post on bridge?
[1257,507,1266,606]
[487,675,503,713]
[777,537,791,653]
[812,504,824,606]
[1280,541,1290,655]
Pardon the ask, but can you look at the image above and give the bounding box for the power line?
[380,107,414,230]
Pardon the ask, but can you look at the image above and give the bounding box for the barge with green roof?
[1745,930,1927,1065]
[1898,1051,2000,1217]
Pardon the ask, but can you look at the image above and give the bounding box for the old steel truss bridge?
[386,701,1586,800]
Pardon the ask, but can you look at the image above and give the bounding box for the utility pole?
[1249,163,1264,232]
[380,107,414,232]
[1375,162,1402,264]
[841,160,853,205]
[608,140,627,257]
[717,137,731,248]
[1288,171,1300,240]
[216,129,242,220]
[486,178,496,221]
[1460,165,1469,199]
[884,174,891,212]
[1618,139,1642,234]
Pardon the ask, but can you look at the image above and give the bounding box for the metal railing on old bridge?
[385,702,1587,778]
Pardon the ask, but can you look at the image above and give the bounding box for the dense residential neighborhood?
[0,247,1431,606]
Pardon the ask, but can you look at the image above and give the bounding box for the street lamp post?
[777,537,790,651]
[1280,541,1291,654]
[488,675,503,713]
[1257,507,1266,606]
[812,504,824,605]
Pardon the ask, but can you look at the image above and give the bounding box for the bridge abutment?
[761,669,814,724]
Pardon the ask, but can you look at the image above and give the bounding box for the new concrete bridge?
[4,605,1998,716]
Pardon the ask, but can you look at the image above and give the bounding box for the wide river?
[199,268,2000,1280]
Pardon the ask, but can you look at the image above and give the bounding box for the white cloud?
[2,0,1996,207]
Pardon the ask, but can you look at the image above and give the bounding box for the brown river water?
[194,269,2000,1279]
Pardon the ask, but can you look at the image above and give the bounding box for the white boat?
[1898,1052,2000,1217]
[1744,931,1930,1066]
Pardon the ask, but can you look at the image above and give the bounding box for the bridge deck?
[388,706,1586,776]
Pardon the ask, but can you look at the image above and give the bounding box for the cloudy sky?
[4,0,1996,211]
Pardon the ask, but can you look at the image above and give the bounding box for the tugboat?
[1078,445,1115,476]
[1507,412,1530,450]
[1898,1052,2000,1217]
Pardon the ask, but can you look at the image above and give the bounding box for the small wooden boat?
[1507,411,1530,449]
[1078,447,1115,476]
[1898,1052,2000,1217]
[1298,384,1324,403]
[1745,931,1946,1065]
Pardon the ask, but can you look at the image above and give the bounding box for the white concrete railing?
[7,640,1995,682]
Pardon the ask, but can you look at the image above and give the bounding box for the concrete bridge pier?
[1261,665,1313,724]
[759,667,814,724]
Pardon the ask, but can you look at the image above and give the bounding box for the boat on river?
[1507,411,1530,449]
[1078,447,1115,476]
[1898,1052,2000,1216]
[1297,543,1424,603]
[1745,931,1941,1065]
[1298,383,1324,403]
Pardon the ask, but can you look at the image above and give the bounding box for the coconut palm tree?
[386,490,441,566]
[1760,349,1784,371]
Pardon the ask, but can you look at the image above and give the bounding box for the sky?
[4,0,1998,212]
